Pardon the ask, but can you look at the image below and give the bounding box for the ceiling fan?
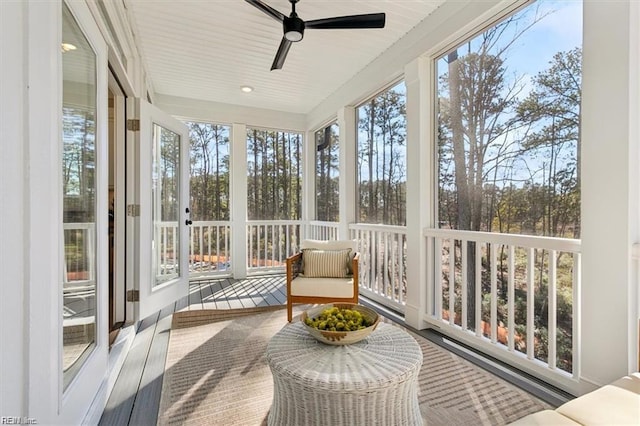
[245,0,386,71]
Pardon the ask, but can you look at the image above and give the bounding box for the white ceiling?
[125,0,445,114]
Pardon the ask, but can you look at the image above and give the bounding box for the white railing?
[247,220,303,273]
[189,221,232,277]
[349,223,407,312]
[154,221,233,280]
[63,222,96,289]
[307,221,339,240]
[154,221,179,283]
[424,228,581,385]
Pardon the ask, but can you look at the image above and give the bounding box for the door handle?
[185,219,192,226]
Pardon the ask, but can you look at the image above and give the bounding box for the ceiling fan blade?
[245,0,286,22]
[271,37,293,70]
[306,13,385,30]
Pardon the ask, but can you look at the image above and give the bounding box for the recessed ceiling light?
[61,43,77,53]
[240,86,254,93]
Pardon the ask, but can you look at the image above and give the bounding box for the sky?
[506,0,583,88]
[435,0,583,189]
[437,0,582,80]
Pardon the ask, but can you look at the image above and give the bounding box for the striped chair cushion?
[302,249,351,278]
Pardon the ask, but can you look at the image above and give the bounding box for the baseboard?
[83,324,135,424]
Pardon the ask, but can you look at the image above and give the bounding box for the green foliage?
[316,123,340,222]
[357,82,407,226]
[188,122,230,221]
[246,128,302,221]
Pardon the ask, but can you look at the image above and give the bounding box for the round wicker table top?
[266,321,423,391]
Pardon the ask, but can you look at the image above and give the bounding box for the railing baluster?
[508,245,515,352]
[434,237,442,321]
[384,231,388,298]
[527,247,535,360]
[449,238,455,325]
[249,224,254,269]
[370,231,376,293]
[190,225,196,271]
[161,225,165,276]
[548,249,557,370]
[89,225,96,282]
[225,225,230,268]
[273,224,276,264]
[572,252,581,379]
[205,225,211,272]
[400,234,405,305]
[490,243,497,343]
[461,239,468,331]
[172,225,177,273]
[199,225,205,272]
[475,243,482,338]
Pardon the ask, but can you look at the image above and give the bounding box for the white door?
[128,98,191,320]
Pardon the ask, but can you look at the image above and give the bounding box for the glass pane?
[315,123,340,222]
[245,127,302,269]
[187,122,230,221]
[153,124,181,285]
[187,122,231,274]
[62,2,97,390]
[246,128,302,220]
[356,81,407,226]
[436,0,582,237]
[435,0,582,373]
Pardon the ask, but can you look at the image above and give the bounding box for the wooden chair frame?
[286,251,360,322]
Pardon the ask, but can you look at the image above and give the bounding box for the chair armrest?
[352,252,359,281]
[286,252,303,280]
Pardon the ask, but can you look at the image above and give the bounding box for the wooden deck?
[99,275,287,426]
[99,275,569,425]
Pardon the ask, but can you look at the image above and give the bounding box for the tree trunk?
[448,50,476,330]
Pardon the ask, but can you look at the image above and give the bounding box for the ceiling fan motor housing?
[284,15,305,42]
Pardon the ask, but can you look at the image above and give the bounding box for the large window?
[188,122,230,221]
[247,127,302,220]
[436,0,582,372]
[357,81,407,226]
[315,122,339,222]
[61,2,97,390]
[437,1,581,239]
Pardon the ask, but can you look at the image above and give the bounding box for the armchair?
[285,239,359,322]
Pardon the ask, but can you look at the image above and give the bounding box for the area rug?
[158,306,551,425]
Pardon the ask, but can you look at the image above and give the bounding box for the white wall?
[580,0,640,390]
[25,0,64,422]
[156,93,307,132]
[0,0,27,417]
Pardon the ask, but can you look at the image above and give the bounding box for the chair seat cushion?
[556,382,640,425]
[508,410,580,425]
[290,276,354,298]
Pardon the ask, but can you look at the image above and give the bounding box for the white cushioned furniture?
[509,373,640,425]
[285,239,359,322]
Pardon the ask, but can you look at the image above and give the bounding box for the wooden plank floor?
[98,275,287,426]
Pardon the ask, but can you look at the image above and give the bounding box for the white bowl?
[300,303,380,345]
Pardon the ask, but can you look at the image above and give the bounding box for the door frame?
[57,0,110,423]
[127,97,190,321]
[108,71,127,330]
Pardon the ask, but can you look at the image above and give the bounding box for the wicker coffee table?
[265,321,423,426]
